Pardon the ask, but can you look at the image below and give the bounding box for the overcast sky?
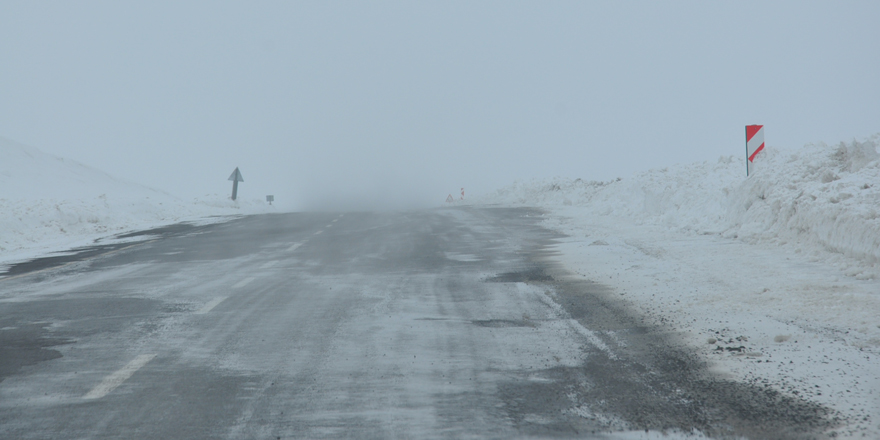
[1,1,878,211]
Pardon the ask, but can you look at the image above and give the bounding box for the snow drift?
[482,134,880,279]
[0,137,271,264]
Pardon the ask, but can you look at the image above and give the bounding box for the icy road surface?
[0,208,837,439]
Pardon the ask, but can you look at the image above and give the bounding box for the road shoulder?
[540,206,880,439]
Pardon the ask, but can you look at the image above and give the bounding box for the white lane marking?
[331,218,338,223]
[196,296,227,314]
[314,230,323,235]
[287,242,302,252]
[445,252,481,262]
[260,260,278,269]
[325,224,333,228]
[83,354,156,399]
[233,277,255,288]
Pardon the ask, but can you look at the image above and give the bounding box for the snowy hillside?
[0,137,271,266]
[484,134,880,279]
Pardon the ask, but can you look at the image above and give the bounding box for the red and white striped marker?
[460,188,464,200]
[746,125,765,176]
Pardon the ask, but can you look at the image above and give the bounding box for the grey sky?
[1,1,878,211]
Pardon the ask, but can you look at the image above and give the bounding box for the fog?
[1,1,878,211]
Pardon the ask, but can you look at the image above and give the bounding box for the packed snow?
[476,134,880,438]
[0,136,272,270]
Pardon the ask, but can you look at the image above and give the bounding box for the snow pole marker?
[461,188,464,200]
[745,125,764,176]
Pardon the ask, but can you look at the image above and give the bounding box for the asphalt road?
[0,208,835,439]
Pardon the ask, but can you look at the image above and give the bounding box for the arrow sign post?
[228,167,244,200]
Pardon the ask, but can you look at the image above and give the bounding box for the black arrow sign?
[228,167,244,200]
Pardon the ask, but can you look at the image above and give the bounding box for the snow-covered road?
[0,208,842,439]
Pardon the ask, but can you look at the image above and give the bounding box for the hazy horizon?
[2,1,878,211]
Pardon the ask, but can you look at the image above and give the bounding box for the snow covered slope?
[478,134,880,438]
[0,137,271,266]
[485,134,880,279]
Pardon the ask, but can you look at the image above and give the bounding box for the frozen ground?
[477,134,880,438]
[0,137,272,272]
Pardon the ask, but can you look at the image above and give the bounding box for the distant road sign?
[446,194,454,203]
[228,167,244,200]
[266,195,274,205]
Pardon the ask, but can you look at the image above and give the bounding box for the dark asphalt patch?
[110,221,221,240]
[496,371,602,437]
[485,269,553,283]
[472,319,534,328]
[0,297,162,383]
[578,349,836,439]
[0,220,221,278]
[0,242,143,278]
[0,322,70,384]
[519,266,841,438]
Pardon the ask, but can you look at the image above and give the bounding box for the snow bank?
[0,137,272,265]
[483,134,880,279]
